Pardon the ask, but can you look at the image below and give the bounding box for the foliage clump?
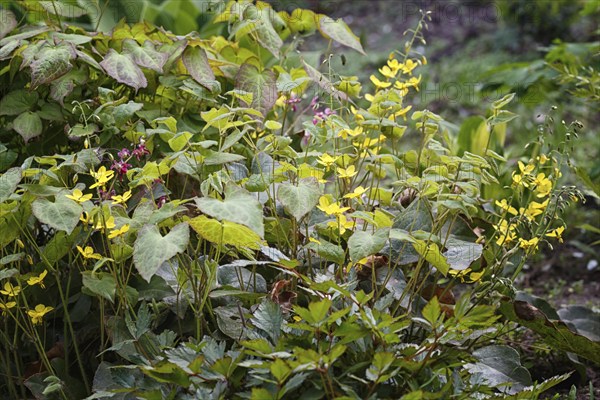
[0,1,596,399]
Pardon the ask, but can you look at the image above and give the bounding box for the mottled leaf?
[100,49,147,91]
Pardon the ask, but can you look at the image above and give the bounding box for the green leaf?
[348,229,388,262]
[499,300,600,365]
[182,45,217,91]
[465,345,532,394]
[558,306,600,342]
[42,228,80,265]
[0,90,38,116]
[492,93,516,109]
[133,223,190,282]
[0,167,21,203]
[457,116,488,156]
[422,297,441,326]
[81,271,117,303]
[13,111,42,143]
[444,237,482,271]
[412,240,450,276]
[122,39,167,73]
[277,178,321,220]
[251,300,283,342]
[235,63,277,117]
[194,187,264,237]
[0,9,17,40]
[100,49,147,91]
[30,44,73,89]
[189,215,262,250]
[32,195,82,234]
[318,15,365,54]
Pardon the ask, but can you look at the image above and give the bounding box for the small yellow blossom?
[401,59,418,74]
[379,65,398,79]
[518,237,540,252]
[494,220,516,246]
[80,212,92,225]
[77,245,102,260]
[518,161,535,175]
[512,173,528,187]
[327,214,355,235]
[533,173,552,198]
[537,154,549,164]
[545,226,565,243]
[317,196,349,216]
[108,224,130,239]
[337,165,358,179]
[65,189,92,203]
[338,126,363,140]
[0,301,16,315]
[495,199,518,216]
[0,283,21,297]
[111,190,132,205]
[27,304,53,325]
[27,270,47,288]
[370,75,391,89]
[344,186,368,199]
[94,216,116,231]
[520,199,549,222]
[387,58,402,74]
[317,153,339,168]
[89,166,114,189]
[308,237,321,245]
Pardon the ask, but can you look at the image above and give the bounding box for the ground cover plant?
[0,1,598,398]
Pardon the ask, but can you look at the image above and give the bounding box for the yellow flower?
[108,224,130,239]
[27,270,47,288]
[317,196,349,216]
[80,212,92,225]
[111,190,132,205]
[537,154,549,164]
[0,282,21,297]
[387,58,402,74]
[337,165,358,179]
[350,105,364,121]
[493,220,516,246]
[370,75,391,89]
[338,126,363,140]
[545,226,565,243]
[308,237,321,245]
[495,199,518,216]
[89,166,114,189]
[518,237,539,252]
[401,59,418,74]
[344,186,368,199]
[391,105,412,119]
[512,173,528,187]
[94,216,116,231]
[533,173,552,198]
[518,161,535,175]
[65,189,92,203]
[0,301,16,315]
[27,304,53,325]
[317,153,339,168]
[520,199,549,222]
[379,65,397,79]
[77,245,102,260]
[327,214,355,235]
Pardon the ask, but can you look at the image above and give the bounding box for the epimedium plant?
[0,1,597,399]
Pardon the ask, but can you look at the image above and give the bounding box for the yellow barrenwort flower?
[401,59,418,74]
[80,211,92,225]
[0,283,21,297]
[518,237,540,252]
[94,216,116,231]
[338,126,363,140]
[520,199,549,222]
[545,226,565,243]
[65,189,92,203]
[77,245,102,260]
[317,196,349,216]
[370,75,391,89]
[493,220,516,246]
[495,199,518,216]
[317,153,339,168]
[111,190,132,205]
[533,173,552,198]
[337,165,358,179]
[537,154,549,164]
[327,214,355,235]
[108,224,130,239]
[0,301,16,315]
[27,270,47,288]
[89,166,114,189]
[379,65,398,79]
[27,304,53,325]
[344,186,368,199]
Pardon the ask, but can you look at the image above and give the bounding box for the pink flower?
[132,144,150,160]
[117,148,131,160]
[111,160,132,180]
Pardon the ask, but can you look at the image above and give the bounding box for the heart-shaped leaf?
[100,49,147,91]
[133,223,190,282]
[13,111,42,143]
[32,195,82,234]
[348,229,388,262]
[277,178,321,220]
[189,215,262,250]
[318,15,365,54]
[122,39,168,73]
[465,345,532,394]
[0,167,21,203]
